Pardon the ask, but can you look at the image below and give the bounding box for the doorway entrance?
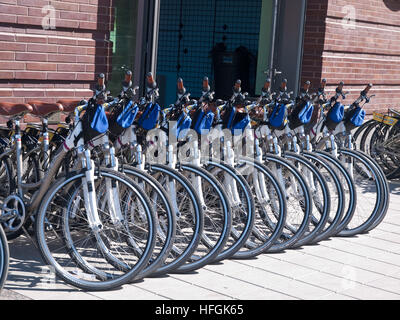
[132,0,307,105]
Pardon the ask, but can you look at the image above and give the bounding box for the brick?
[15,34,47,44]
[0,41,26,51]
[0,61,25,70]
[0,89,12,97]
[57,64,85,72]
[16,15,43,26]
[50,1,79,12]
[76,73,95,81]
[58,45,84,55]
[55,19,80,29]
[17,0,49,8]
[48,54,77,63]
[15,52,47,62]
[27,43,58,53]
[79,4,98,13]
[47,72,76,81]
[0,51,14,60]
[0,13,17,23]
[15,71,47,80]
[45,90,76,97]
[0,4,28,15]
[26,62,57,71]
[13,89,45,97]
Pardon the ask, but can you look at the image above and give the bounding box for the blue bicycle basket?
[289,101,314,130]
[192,108,215,135]
[81,103,109,143]
[345,106,366,131]
[116,101,139,129]
[326,102,345,131]
[138,102,161,130]
[269,103,288,130]
[224,107,250,135]
[172,113,192,139]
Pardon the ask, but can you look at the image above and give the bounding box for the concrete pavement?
[1,182,400,300]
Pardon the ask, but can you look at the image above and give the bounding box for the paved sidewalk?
[1,183,400,301]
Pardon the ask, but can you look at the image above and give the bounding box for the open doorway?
[141,0,307,105]
[156,0,272,106]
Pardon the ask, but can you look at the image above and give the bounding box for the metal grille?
[157,0,262,105]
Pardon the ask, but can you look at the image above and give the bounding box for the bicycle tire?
[35,169,157,291]
[233,157,287,259]
[314,150,357,236]
[146,164,204,276]
[335,148,385,236]
[176,164,232,273]
[0,224,9,290]
[263,155,312,252]
[121,165,176,279]
[283,152,331,247]
[301,152,345,243]
[204,159,255,262]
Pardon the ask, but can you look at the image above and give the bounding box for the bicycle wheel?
[283,152,331,247]
[177,164,232,273]
[0,156,13,201]
[0,224,9,290]
[204,159,255,262]
[362,153,391,232]
[373,123,400,179]
[314,150,357,236]
[335,148,385,236]
[301,151,345,243]
[263,155,312,252]
[119,165,176,279]
[233,157,287,259]
[3,149,40,241]
[354,120,375,153]
[369,124,399,176]
[35,169,157,291]
[146,164,204,276]
[359,121,379,156]
[341,149,390,235]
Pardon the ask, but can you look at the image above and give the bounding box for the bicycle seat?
[0,102,33,117]
[57,100,84,113]
[28,101,64,117]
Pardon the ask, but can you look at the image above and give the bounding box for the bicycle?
[0,75,158,291]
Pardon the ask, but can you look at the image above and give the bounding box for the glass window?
[109,0,139,94]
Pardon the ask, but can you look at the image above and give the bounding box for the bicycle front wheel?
[0,224,9,290]
[264,155,312,252]
[177,164,232,273]
[35,169,157,291]
[204,159,255,262]
[121,165,176,279]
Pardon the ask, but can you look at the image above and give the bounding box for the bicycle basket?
[269,103,288,131]
[138,102,161,131]
[289,101,314,130]
[108,101,139,139]
[325,102,345,131]
[172,112,192,139]
[191,108,215,135]
[223,106,250,135]
[345,106,366,131]
[81,102,109,143]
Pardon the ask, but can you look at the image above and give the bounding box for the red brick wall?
[0,0,114,122]
[301,0,400,115]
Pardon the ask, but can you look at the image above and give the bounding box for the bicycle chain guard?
[0,194,26,233]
